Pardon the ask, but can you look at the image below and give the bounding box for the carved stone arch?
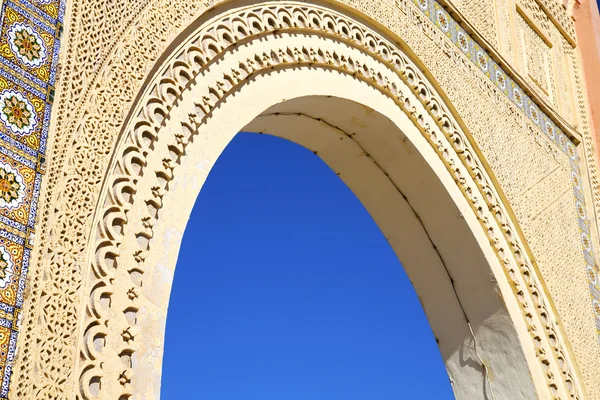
[10,0,595,399]
[48,1,585,399]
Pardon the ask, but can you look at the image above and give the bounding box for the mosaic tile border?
[0,0,65,397]
[406,0,600,340]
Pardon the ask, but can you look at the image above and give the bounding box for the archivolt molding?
[70,3,583,399]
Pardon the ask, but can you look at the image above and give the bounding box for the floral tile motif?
[473,44,491,77]
[0,2,58,89]
[433,3,451,37]
[0,75,49,152]
[408,0,600,340]
[455,28,471,54]
[509,81,525,109]
[0,1,62,396]
[492,65,509,95]
[528,102,541,127]
[0,155,35,229]
[415,0,432,17]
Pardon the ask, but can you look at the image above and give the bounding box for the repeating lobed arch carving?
[66,2,585,399]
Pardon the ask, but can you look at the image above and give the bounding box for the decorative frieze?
[0,0,64,397]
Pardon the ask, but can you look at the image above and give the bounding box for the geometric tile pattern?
[0,0,64,397]
[411,0,600,342]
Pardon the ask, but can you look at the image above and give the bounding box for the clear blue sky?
[161,132,454,399]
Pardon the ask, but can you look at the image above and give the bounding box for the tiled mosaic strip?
[0,0,65,397]
[408,0,600,340]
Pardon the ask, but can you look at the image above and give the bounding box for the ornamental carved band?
[0,0,593,399]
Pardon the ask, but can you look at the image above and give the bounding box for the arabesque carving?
[517,9,553,98]
[64,3,583,399]
[451,0,499,47]
[8,0,600,399]
[534,0,577,46]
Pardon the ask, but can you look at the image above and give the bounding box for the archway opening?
[46,2,577,398]
[138,89,535,399]
[161,132,453,398]
[85,29,546,394]
[143,87,538,399]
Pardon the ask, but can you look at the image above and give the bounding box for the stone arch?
[62,2,583,398]
[10,1,593,399]
[110,86,544,400]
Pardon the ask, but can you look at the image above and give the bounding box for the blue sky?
[161,132,453,399]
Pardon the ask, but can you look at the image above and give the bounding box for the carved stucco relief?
[449,0,499,48]
[554,36,576,125]
[515,0,580,126]
[496,0,516,64]
[517,10,553,97]
[9,0,600,399]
